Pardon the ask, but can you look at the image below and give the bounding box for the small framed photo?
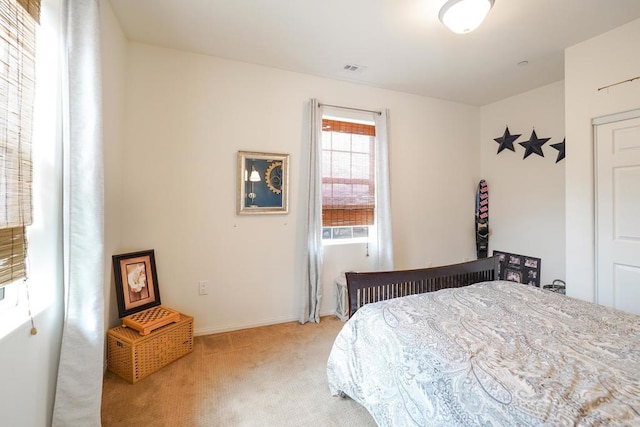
[508,255,521,266]
[505,269,522,283]
[112,250,161,317]
[524,258,538,268]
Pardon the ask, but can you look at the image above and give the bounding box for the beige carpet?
[101,316,376,426]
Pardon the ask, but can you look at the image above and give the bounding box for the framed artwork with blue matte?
[237,151,289,215]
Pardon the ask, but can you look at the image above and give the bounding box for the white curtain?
[300,98,324,324]
[52,0,104,425]
[373,109,394,271]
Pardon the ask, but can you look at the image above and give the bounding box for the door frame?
[592,108,640,305]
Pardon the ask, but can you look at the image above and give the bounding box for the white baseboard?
[194,309,336,336]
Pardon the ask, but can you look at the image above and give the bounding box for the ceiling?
[108,0,640,106]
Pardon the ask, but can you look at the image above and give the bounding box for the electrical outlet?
[198,280,209,295]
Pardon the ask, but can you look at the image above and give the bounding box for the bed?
[327,258,640,426]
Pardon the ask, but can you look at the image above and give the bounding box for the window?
[321,118,375,241]
[0,0,39,287]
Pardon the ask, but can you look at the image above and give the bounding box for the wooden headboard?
[345,256,499,318]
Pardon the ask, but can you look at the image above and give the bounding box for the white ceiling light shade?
[439,0,495,34]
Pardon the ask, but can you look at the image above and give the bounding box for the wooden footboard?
[345,257,499,318]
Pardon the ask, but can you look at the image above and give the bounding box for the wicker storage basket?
[107,313,193,383]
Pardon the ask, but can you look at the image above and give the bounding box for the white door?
[595,112,640,314]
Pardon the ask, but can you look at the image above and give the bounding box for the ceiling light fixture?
[439,0,495,34]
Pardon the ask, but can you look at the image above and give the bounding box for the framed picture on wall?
[112,249,161,317]
[237,151,289,215]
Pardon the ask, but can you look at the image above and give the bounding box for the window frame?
[320,114,377,243]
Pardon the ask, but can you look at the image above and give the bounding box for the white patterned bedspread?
[326,281,640,426]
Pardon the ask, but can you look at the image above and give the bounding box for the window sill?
[322,237,369,246]
[0,281,28,339]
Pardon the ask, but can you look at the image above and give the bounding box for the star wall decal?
[550,138,566,163]
[493,126,521,154]
[519,129,550,159]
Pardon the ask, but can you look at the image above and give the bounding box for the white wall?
[0,0,63,425]
[480,81,565,286]
[565,18,640,301]
[101,0,128,330]
[117,43,480,334]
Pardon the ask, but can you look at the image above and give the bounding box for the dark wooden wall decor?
[493,126,565,162]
